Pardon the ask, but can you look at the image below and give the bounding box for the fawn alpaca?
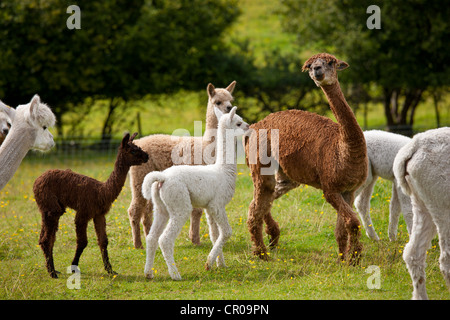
[34,133,148,278]
[244,53,367,263]
[142,107,248,280]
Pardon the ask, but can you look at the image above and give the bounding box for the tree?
[280,0,450,134]
[0,0,241,140]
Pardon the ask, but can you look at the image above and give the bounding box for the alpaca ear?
[226,81,236,94]
[122,132,131,147]
[130,132,138,141]
[207,83,215,98]
[29,94,41,120]
[214,106,224,121]
[336,60,349,71]
[0,100,15,121]
[228,106,237,125]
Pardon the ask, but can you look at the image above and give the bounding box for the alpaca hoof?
[254,250,270,261]
[170,273,182,281]
[191,237,201,246]
[145,272,154,280]
[49,270,60,278]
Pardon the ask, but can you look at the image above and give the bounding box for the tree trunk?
[383,87,424,137]
[101,97,119,150]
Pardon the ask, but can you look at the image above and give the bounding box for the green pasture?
[0,158,448,300]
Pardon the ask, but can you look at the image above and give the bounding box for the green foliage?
[280,0,450,133]
[0,0,241,134]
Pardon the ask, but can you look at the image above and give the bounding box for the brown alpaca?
[128,81,236,248]
[244,53,368,263]
[34,133,149,278]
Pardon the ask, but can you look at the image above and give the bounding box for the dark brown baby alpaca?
[34,133,149,278]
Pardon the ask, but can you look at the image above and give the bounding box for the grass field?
[0,157,449,300]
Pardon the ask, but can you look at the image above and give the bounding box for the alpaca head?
[214,106,249,136]
[302,53,349,87]
[207,81,236,114]
[119,132,149,166]
[0,101,15,145]
[15,95,56,151]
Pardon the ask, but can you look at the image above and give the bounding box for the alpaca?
[34,132,149,278]
[142,107,249,280]
[244,53,367,263]
[0,101,15,145]
[393,127,450,300]
[0,95,55,190]
[128,81,236,248]
[354,130,413,241]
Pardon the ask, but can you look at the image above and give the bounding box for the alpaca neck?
[103,152,130,203]
[0,125,36,190]
[321,81,364,144]
[214,123,237,175]
[203,102,218,143]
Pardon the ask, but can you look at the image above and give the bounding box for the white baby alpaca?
[354,130,413,241]
[394,127,450,300]
[142,106,249,280]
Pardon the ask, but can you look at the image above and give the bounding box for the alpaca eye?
[328,61,334,66]
[237,122,242,127]
[43,126,47,130]
[306,64,311,69]
[216,101,222,105]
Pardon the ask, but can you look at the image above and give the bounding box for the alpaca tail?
[393,139,417,197]
[142,172,166,201]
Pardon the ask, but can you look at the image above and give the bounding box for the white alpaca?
[142,106,249,280]
[0,95,56,190]
[393,127,450,300]
[0,101,15,145]
[354,130,413,241]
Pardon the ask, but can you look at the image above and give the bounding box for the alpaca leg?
[94,215,116,275]
[264,212,280,249]
[388,184,402,241]
[402,196,436,300]
[247,173,276,259]
[189,208,203,246]
[205,208,232,270]
[334,212,348,260]
[144,203,169,279]
[205,211,221,267]
[325,191,363,264]
[429,207,450,293]
[128,192,147,249]
[71,219,89,268]
[39,212,62,278]
[158,214,189,280]
[436,225,450,292]
[397,183,414,235]
[141,200,153,238]
[205,210,226,268]
[354,177,379,241]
